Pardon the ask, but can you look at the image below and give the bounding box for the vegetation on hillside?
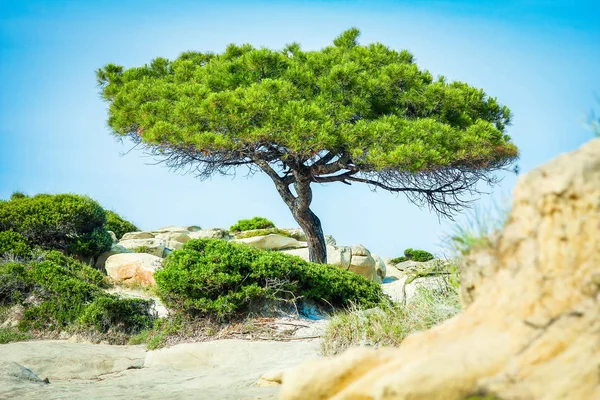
[154,239,384,320]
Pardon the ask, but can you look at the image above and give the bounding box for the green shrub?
[134,246,151,253]
[230,217,275,233]
[0,262,35,305]
[0,257,154,335]
[391,248,434,264]
[0,231,31,258]
[9,191,28,201]
[42,250,106,288]
[105,210,138,240]
[404,248,434,262]
[0,327,31,344]
[235,228,294,239]
[0,193,112,259]
[155,239,383,319]
[79,297,154,333]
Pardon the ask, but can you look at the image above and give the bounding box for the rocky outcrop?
[279,139,600,400]
[105,253,163,286]
[282,244,380,282]
[95,244,133,270]
[121,231,154,240]
[118,238,166,257]
[371,254,386,284]
[188,228,231,240]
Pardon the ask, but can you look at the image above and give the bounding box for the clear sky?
[1,0,599,258]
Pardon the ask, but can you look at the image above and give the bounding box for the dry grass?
[320,279,461,356]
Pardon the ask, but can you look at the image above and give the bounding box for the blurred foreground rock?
[278,139,600,399]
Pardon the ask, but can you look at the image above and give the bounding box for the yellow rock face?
[279,139,600,400]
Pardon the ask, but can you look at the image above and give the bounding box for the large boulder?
[153,225,201,233]
[118,238,166,257]
[105,253,163,286]
[278,139,600,400]
[188,228,232,240]
[347,245,377,281]
[281,245,352,271]
[94,244,134,270]
[235,234,308,251]
[371,254,386,284]
[121,232,154,240]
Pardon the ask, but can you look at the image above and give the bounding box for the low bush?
[0,254,155,336]
[0,231,31,258]
[391,248,434,264]
[155,239,383,320]
[0,327,31,344]
[0,193,112,259]
[320,280,461,356]
[230,217,275,233]
[105,210,139,239]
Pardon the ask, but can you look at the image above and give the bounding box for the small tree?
[97,28,518,264]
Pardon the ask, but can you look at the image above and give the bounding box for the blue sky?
[1,0,599,257]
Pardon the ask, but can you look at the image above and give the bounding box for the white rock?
[118,238,166,258]
[281,245,352,271]
[95,244,134,270]
[235,234,308,251]
[121,232,155,240]
[107,231,118,244]
[350,244,371,257]
[188,228,231,240]
[154,231,191,244]
[154,225,201,233]
[105,253,163,286]
[372,254,387,284]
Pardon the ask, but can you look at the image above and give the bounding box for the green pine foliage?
[0,193,112,259]
[105,210,139,239]
[154,239,383,319]
[97,28,517,174]
[230,217,276,232]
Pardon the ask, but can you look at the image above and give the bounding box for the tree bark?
[291,206,327,264]
[256,160,328,264]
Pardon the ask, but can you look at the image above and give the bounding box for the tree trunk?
[256,161,328,264]
[291,207,327,264]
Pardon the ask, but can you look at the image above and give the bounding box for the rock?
[0,361,48,385]
[154,231,191,243]
[279,139,600,400]
[0,305,24,328]
[95,244,133,270]
[347,245,377,281]
[278,228,306,241]
[281,245,352,271]
[371,254,386,284]
[459,246,498,307]
[188,228,232,240]
[105,253,163,286]
[121,231,155,240]
[118,238,166,257]
[350,244,370,257]
[235,234,308,251]
[107,230,118,243]
[154,225,201,233]
[324,235,337,246]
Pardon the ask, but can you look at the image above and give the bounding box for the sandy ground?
[0,339,321,400]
